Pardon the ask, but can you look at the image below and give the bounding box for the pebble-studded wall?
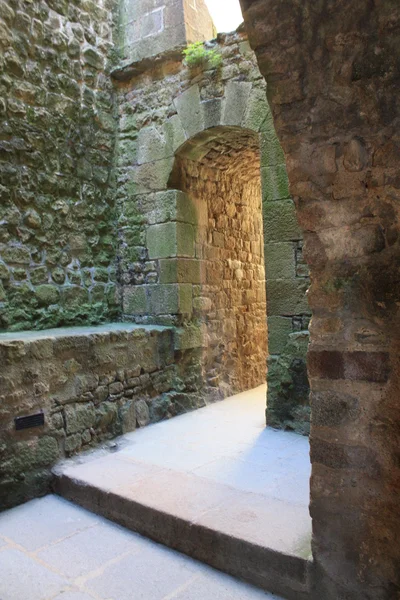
[0,0,120,332]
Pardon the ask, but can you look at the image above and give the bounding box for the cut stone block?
[163,115,187,154]
[159,258,202,284]
[243,87,269,132]
[147,284,192,315]
[123,285,147,315]
[202,98,223,130]
[174,85,203,138]
[261,130,285,167]
[130,158,174,193]
[263,199,302,242]
[264,242,296,279]
[222,81,252,127]
[148,190,197,225]
[266,279,310,316]
[268,316,293,354]
[147,222,195,259]
[261,164,290,202]
[137,126,171,164]
[174,324,204,350]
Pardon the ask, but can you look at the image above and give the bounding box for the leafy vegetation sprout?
[183,42,223,70]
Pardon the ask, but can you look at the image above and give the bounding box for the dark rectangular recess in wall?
[15,412,44,431]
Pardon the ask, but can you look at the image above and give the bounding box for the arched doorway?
[119,73,310,429]
[168,126,267,398]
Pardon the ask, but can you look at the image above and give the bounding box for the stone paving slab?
[0,495,99,552]
[0,496,282,600]
[53,385,312,600]
[0,547,69,600]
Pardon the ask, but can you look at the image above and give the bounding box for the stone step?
[53,387,312,599]
[53,453,311,600]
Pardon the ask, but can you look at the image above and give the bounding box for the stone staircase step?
[53,454,311,600]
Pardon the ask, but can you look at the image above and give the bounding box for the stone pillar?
[240,0,400,598]
[122,190,196,324]
[118,0,215,64]
[261,112,311,434]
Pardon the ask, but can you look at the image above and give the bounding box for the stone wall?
[118,0,215,66]
[241,0,400,597]
[0,324,202,509]
[113,30,311,425]
[0,0,120,332]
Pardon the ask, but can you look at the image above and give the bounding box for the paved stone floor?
[0,495,283,600]
[56,385,312,560]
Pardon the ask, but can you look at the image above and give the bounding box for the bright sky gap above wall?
[204,0,243,33]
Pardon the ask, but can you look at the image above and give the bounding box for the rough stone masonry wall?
[241,0,400,598]
[114,30,311,426]
[0,325,203,509]
[174,137,267,396]
[0,0,120,332]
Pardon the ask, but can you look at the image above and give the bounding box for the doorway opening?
[169,126,267,400]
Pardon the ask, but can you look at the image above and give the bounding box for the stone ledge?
[0,322,172,344]
[111,47,186,82]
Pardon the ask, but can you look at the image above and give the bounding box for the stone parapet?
[0,323,203,509]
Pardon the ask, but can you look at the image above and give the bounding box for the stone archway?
[116,37,310,428]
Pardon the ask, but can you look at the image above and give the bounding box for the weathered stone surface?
[147,284,193,316]
[114,31,305,424]
[263,200,301,242]
[135,398,150,427]
[268,316,293,355]
[0,10,309,520]
[130,159,175,193]
[118,0,215,64]
[169,129,268,395]
[222,81,252,127]
[174,85,204,139]
[264,243,295,279]
[266,279,310,316]
[243,87,269,132]
[267,332,310,435]
[241,0,400,596]
[0,324,203,508]
[65,404,96,435]
[123,286,147,315]
[202,99,223,130]
[137,127,171,165]
[120,400,137,434]
[0,0,118,332]
[147,191,197,226]
[262,165,290,202]
[146,222,195,259]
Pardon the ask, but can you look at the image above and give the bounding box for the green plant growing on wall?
[183,42,223,70]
